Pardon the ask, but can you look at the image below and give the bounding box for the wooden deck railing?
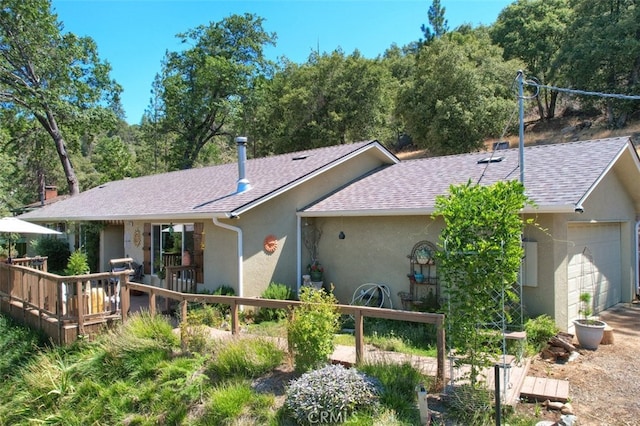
[0,260,131,343]
[123,282,447,387]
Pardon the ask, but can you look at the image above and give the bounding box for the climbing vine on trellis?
[434,180,533,386]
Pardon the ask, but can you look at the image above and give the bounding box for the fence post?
[149,289,156,316]
[231,301,239,335]
[76,279,84,335]
[355,309,364,364]
[436,316,446,389]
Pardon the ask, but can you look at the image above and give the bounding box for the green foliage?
[525,314,559,354]
[206,337,284,380]
[255,49,394,155]
[255,282,294,323]
[287,287,340,372]
[0,0,122,194]
[31,236,70,274]
[359,361,429,422]
[363,318,438,357]
[211,284,236,316]
[434,180,531,384]
[199,380,273,425]
[156,13,276,169]
[285,364,382,425]
[398,28,523,155]
[491,0,572,120]
[91,135,134,183]
[64,249,90,275]
[0,314,46,378]
[421,0,449,43]
[445,384,494,425]
[579,291,594,320]
[556,0,640,128]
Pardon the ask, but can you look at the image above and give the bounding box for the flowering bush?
[307,260,324,273]
[285,364,382,424]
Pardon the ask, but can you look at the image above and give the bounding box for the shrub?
[287,287,340,372]
[31,237,70,274]
[255,282,294,323]
[525,314,559,354]
[445,383,493,425]
[285,364,382,425]
[211,285,235,316]
[64,250,90,275]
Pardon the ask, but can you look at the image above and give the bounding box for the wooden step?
[519,376,569,402]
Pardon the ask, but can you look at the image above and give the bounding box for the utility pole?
[517,70,525,185]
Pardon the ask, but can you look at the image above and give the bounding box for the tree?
[556,0,640,127]
[421,0,449,44]
[155,13,276,170]
[0,0,122,195]
[491,0,572,120]
[397,29,523,155]
[91,136,133,184]
[255,50,392,154]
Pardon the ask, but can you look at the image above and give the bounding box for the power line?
[524,81,640,100]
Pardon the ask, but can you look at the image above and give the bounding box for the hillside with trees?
[1,0,639,214]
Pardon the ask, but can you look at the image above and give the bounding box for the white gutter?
[212,216,244,299]
[297,205,580,218]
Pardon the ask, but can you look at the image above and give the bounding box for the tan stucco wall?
[206,151,388,297]
[315,215,444,306]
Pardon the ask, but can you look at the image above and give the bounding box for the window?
[151,223,195,275]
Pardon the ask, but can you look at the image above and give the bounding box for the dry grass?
[394,113,640,160]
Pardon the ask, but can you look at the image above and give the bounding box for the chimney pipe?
[235,136,251,193]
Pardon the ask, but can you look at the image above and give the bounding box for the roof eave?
[231,141,398,216]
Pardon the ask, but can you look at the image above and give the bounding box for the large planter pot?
[573,319,607,350]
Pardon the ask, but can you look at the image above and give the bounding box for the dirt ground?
[516,301,640,426]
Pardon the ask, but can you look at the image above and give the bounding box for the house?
[19,136,640,331]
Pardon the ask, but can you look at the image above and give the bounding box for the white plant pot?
[573,319,607,350]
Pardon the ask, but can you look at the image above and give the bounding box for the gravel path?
[522,301,640,426]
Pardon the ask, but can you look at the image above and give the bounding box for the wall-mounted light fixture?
[338,231,346,240]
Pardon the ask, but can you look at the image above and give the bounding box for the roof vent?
[292,155,308,161]
[477,156,504,164]
[492,141,510,150]
[235,136,251,194]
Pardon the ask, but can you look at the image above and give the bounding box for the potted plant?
[308,260,324,282]
[154,258,166,280]
[573,292,607,350]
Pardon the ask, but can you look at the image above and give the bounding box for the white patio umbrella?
[0,217,62,259]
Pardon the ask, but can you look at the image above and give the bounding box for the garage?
[567,223,621,323]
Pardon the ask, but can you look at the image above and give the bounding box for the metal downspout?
[297,215,302,294]
[636,220,640,297]
[212,217,244,298]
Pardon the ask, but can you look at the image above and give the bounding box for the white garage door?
[567,223,621,322]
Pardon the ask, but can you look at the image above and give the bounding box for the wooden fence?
[123,282,446,386]
[0,260,446,386]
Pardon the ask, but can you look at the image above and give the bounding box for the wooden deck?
[519,376,570,402]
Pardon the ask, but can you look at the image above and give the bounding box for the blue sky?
[52,0,513,125]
